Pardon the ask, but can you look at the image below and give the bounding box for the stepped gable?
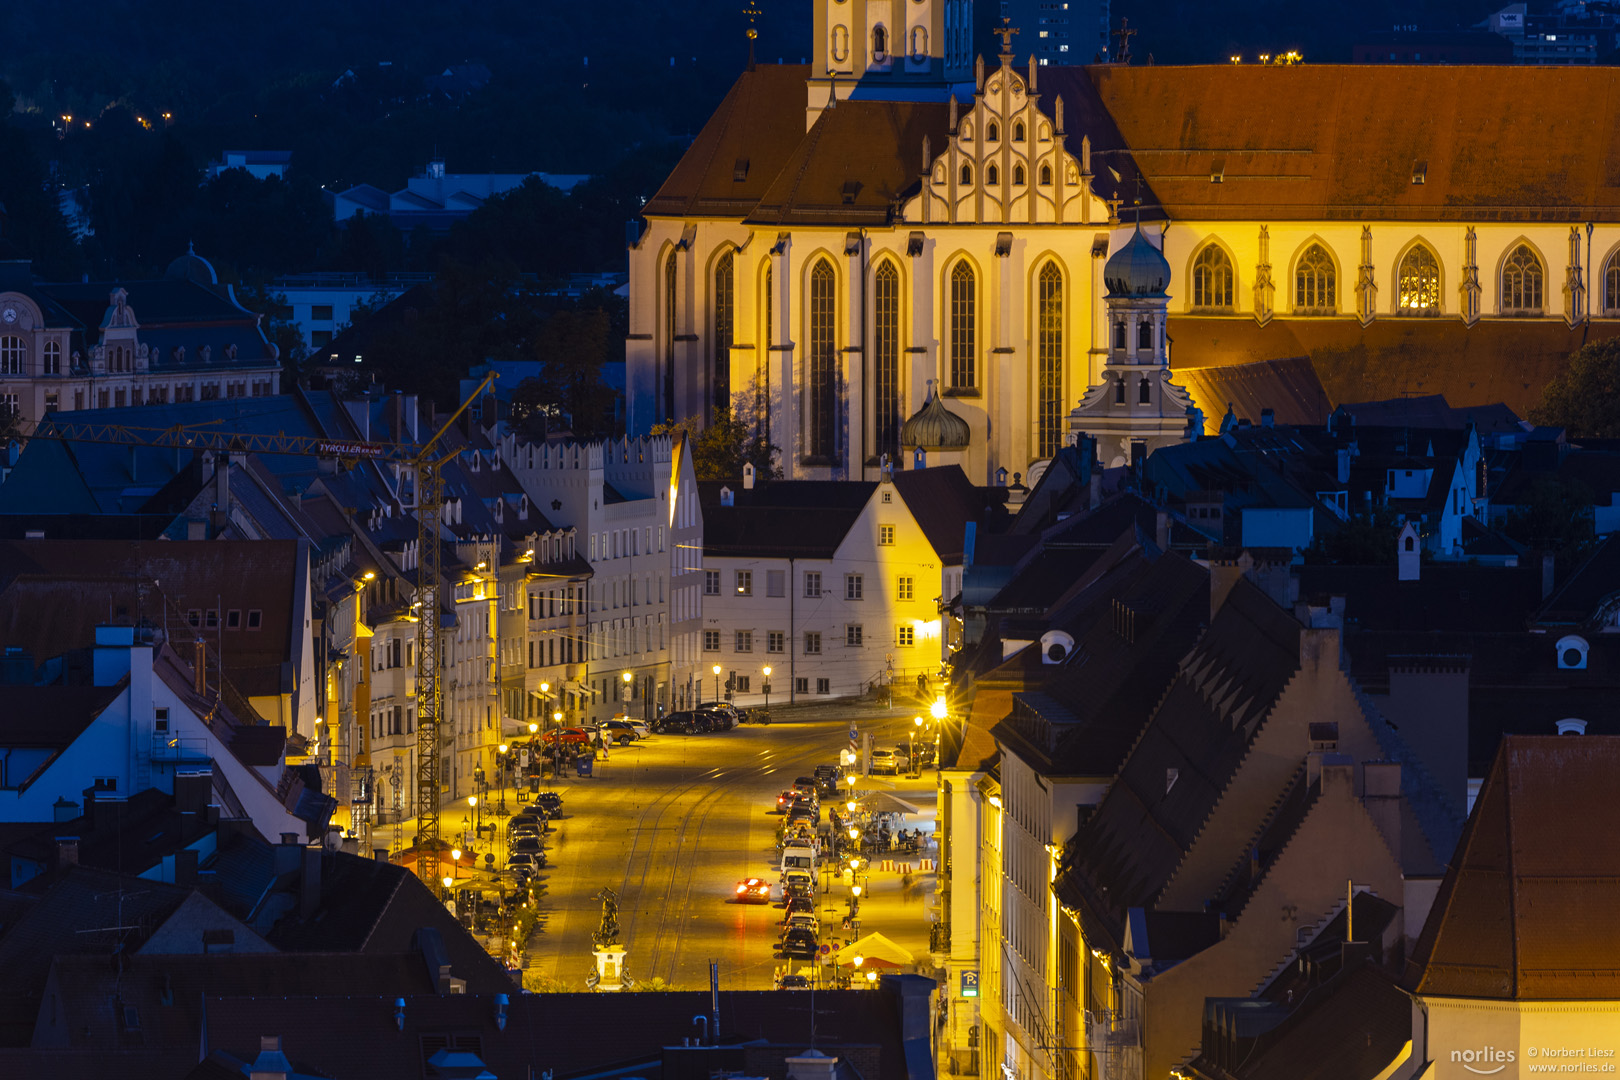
[1408,735,1620,999]
[1055,577,1302,944]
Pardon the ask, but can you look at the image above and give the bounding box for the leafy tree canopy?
[1530,338,1620,438]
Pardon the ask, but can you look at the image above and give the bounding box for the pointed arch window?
[1039,163,1052,186]
[1013,164,1025,185]
[1607,251,1620,314]
[1501,244,1543,315]
[960,164,973,185]
[663,251,678,422]
[986,164,999,185]
[1397,244,1441,314]
[1294,243,1336,313]
[949,261,977,391]
[1191,245,1234,311]
[808,259,838,460]
[987,122,1000,143]
[1013,121,1026,142]
[1036,262,1064,458]
[713,250,734,413]
[874,261,902,460]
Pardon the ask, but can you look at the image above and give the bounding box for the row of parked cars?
[772,767,847,961]
[540,718,650,748]
[651,702,767,735]
[504,791,563,884]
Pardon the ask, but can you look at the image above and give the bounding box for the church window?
[1137,318,1153,351]
[987,164,999,185]
[1014,164,1025,185]
[43,340,61,375]
[1114,376,1126,404]
[0,336,22,376]
[762,265,773,351]
[1607,252,1620,314]
[875,261,902,461]
[987,122,1000,143]
[713,250,734,413]
[949,261,977,391]
[1014,121,1026,142]
[1501,244,1543,315]
[873,25,888,61]
[960,164,973,185]
[663,251,678,421]
[1036,262,1063,458]
[1397,244,1441,313]
[832,25,850,64]
[1139,377,1152,404]
[1294,243,1336,313]
[911,26,928,62]
[808,259,838,459]
[1039,163,1052,185]
[1191,245,1234,311]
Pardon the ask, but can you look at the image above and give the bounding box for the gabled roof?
[891,466,1005,564]
[1537,533,1620,626]
[1093,64,1620,221]
[1409,735,1620,999]
[699,479,877,559]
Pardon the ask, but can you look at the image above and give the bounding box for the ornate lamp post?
[497,744,508,812]
[762,665,772,714]
[712,664,722,704]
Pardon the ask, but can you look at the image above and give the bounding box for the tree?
[1307,506,1404,564]
[653,380,781,481]
[1530,338,1620,437]
[1501,477,1595,562]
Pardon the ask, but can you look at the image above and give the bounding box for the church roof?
[1408,735,1620,999]
[1169,315,1620,419]
[1093,64,1620,221]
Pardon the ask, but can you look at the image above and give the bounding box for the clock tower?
[807,0,975,127]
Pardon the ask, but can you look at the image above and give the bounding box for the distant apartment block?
[207,150,293,181]
[268,272,432,348]
[999,0,1110,64]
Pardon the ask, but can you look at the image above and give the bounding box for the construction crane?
[14,371,497,890]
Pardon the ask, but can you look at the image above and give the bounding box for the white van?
[781,841,816,876]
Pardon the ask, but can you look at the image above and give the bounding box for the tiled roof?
[1169,315,1620,418]
[1537,533,1620,625]
[699,479,876,559]
[891,466,1006,563]
[1093,64,1620,221]
[1176,356,1332,432]
[1409,735,1620,999]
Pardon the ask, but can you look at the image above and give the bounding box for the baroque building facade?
[628,1,1620,485]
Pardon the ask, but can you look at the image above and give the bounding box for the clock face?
[1,307,15,324]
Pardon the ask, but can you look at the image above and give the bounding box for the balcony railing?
[1085,1010,1140,1049]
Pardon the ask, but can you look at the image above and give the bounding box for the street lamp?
[911,716,923,777]
[712,664,722,704]
[762,665,772,714]
[497,745,509,812]
[467,795,478,846]
[622,670,633,710]
[931,695,947,720]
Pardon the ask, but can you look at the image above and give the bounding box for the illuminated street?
[511,707,939,991]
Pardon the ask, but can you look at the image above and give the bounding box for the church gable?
[905,45,1098,226]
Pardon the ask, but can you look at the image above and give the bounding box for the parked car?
[695,703,739,730]
[781,896,816,922]
[511,835,543,855]
[813,764,842,796]
[780,928,819,959]
[532,791,563,812]
[781,912,820,937]
[781,871,814,902]
[787,804,819,827]
[509,821,542,841]
[869,748,899,775]
[604,718,650,740]
[542,727,591,746]
[735,877,772,903]
[506,851,543,876]
[779,974,811,990]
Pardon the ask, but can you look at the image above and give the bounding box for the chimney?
[785,1050,839,1080]
[274,833,301,876]
[300,844,322,920]
[52,797,79,823]
[1396,523,1420,582]
[1260,407,1275,428]
[1542,552,1556,600]
[175,847,199,887]
[248,1036,292,1080]
[56,837,79,868]
[374,847,391,862]
[1155,511,1171,552]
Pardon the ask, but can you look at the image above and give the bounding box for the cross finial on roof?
[1113,17,1137,64]
[1132,174,1146,208]
[993,19,1020,56]
[1105,196,1123,224]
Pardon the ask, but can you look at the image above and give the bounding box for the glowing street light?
[713,663,722,702]
[930,696,947,720]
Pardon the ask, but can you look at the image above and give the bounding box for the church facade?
[627,1,1620,485]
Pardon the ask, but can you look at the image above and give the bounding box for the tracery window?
[960,164,972,185]
[663,251,678,421]
[1013,164,1025,185]
[986,164,999,185]
[1013,121,1026,142]
[713,250,734,412]
[1397,244,1441,313]
[1501,244,1543,315]
[874,261,901,460]
[0,336,23,376]
[1036,262,1063,459]
[1191,245,1234,311]
[949,261,976,391]
[1607,253,1620,314]
[1294,244,1336,313]
[808,259,838,459]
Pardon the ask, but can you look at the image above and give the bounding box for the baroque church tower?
[807,0,976,125]
[1068,220,1197,468]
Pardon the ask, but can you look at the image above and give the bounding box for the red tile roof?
[1409,734,1620,999]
